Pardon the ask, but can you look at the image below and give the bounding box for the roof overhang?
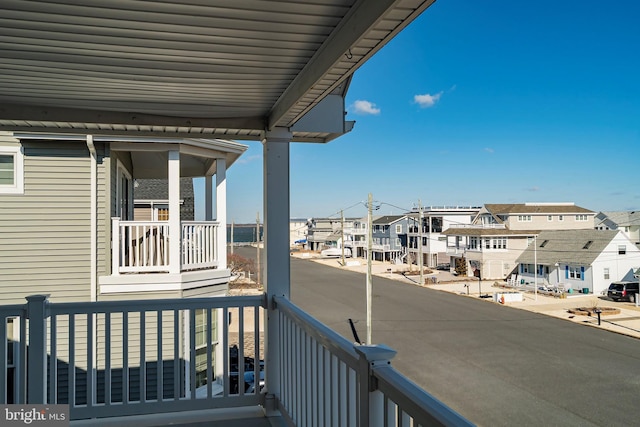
[0,1,436,143]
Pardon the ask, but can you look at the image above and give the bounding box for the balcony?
[112,219,220,274]
[100,219,229,294]
[0,294,472,427]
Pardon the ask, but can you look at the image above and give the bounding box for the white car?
[320,247,352,258]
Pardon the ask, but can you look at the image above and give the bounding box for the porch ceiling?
[0,0,435,143]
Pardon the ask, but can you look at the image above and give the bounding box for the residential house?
[370,215,410,262]
[595,211,640,246]
[289,218,308,247]
[0,1,468,425]
[0,131,247,402]
[444,203,596,280]
[407,206,480,269]
[515,229,640,296]
[305,217,358,252]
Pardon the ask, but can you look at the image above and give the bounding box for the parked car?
[607,281,640,302]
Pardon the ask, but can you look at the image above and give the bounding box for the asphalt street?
[236,247,640,426]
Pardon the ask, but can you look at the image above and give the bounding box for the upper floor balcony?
[447,223,506,230]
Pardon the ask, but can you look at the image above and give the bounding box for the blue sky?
[203,0,640,223]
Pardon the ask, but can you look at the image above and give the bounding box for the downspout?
[86,134,98,406]
[86,135,97,302]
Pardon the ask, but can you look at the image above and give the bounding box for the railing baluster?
[0,317,7,403]
[69,315,75,407]
[206,308,213,398]
[123,311,129,405]
[105,312,111,405]
[238,306,244,396]
[189,309,196,400]
[140,311,146,403]
[222,307,229,396]
[156,310,163,402]
[50,315,57,404]
[173,309,180,401]
[87,313,94,408]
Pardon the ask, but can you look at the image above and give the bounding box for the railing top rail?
[181,220,220,225]
[274,295,360,367]
[47,294,267,316]
[0,305,26,318]
[116,220,170,226]
[373,364,475,427]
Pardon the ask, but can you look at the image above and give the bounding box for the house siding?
[0,139,93,304]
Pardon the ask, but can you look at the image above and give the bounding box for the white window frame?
[395,224,402,233]
[116,160,133,220]
[558,215,564,221]
[518,215,532,222]
[0,145,24,194]
[547,215,553,222]
[575,214,588,221]
[604,268,610,280]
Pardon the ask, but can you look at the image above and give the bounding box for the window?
[395,238,401,247]
[396,224,402,233]
[484,238,491,249]
[0,146,24,194]
[117,161,133,220]
[469,237,478,250]
[547,215,553,221]
[194,309,218,388]
[518,215,532,222]
[568,266,584,280]
[558,215,564,221]
[422,237,427,246]
[604,268,610,280]
[618,245,626,255]
[576,215,588,221]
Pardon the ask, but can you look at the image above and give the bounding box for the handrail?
[273,295,473,427]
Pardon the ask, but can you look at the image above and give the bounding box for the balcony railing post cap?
[26,294,50,303]
[355,343,397,363]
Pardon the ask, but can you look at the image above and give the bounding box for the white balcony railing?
[112,219,219,274]
[447,223,506,229]
[1,294,472,426]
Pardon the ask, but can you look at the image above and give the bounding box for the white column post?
[263,127,292,415]
[168,150,181,274]
[205,175,213,221]
[215,159,227,269]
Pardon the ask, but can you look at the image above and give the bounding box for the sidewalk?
[293,252,640,340]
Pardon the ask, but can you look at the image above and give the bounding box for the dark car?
[607,281,640,303]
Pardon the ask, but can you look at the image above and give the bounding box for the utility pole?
[256,211,261,287]
[230,220,234,255]
[341,209,345,266]
[366,193,373,345]
[418,199,424,286]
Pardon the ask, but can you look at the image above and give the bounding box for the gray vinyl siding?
[0,139,93,304]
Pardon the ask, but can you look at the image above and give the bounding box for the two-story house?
[370,215,410,262]
[407,206,480,269]
[595,211,640,246]
[0,131,247,402]
[443,203,596,280]
[515,229,640,296]
[306,217,358,252]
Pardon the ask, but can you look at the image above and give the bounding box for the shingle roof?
[600,211,640,227]
[134,178,194,220]
[372,215,407,225]
[484,203,594,215]
[442,228,540,236]
[516,229,618,266]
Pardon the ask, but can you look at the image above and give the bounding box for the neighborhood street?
[236,247,640,426]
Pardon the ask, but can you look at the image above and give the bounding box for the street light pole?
[534,235,537,301]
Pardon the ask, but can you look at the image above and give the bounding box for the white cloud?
[351,100,381,115]
[484,147,494,153]
[414,91,443,108]
[527,186,540,192]
[236,154,261,164]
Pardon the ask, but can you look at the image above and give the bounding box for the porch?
[0,294,472,427]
